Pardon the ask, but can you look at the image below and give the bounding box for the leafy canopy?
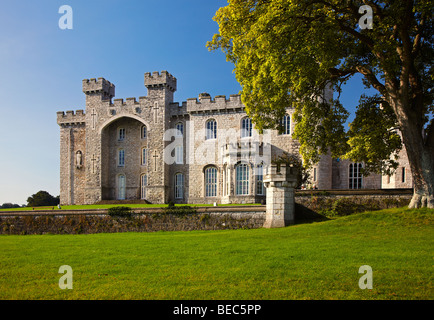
[207,0,433,173]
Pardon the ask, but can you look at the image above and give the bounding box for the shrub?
[108,206,133,218]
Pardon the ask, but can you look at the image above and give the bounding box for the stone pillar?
[263,164,298,228]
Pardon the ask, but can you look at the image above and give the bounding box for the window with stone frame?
[118,128,126,141]
[236,163,249,195]
[118,174,126,200]
[140,174,147,200]
[175,145,183,164]
[349,163,363,189]
[279,114,291,135]
[141,125,147,139]
[118,149,125,167]
[256,164,264,195]
[241,117,252,138]
[176,122,184,137]
[205,166,218,197]
[174,173,184,199]
[141,148,147,166]
[205,119,217,140]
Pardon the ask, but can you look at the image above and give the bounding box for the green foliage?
[26,191,59,207]
[208,0,433,174]
[162,205,197,216]
[107,206,133,218]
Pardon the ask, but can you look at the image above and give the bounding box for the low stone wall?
[0,206,266,235]
[0,190,414,234]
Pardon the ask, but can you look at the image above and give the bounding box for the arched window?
[118,174,126,200]
[175,122,184,137]
[140,174,147,200]
[118,149,125,167]
[205,166,217,197]
[206,119,217,140]
[256,164,264,195]
[141,125,147,139]
[236,163,249,195]
[280,114,291,135]
[174,173,184,199]
[241,117,252,138]
[349,163,363,189]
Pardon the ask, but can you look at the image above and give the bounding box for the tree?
[207,0,433,208]
[27,191,60,207]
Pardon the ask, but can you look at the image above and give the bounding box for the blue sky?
[0,0,375,205]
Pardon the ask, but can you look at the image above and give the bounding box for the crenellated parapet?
[186,93,243,114]
[145,70,177,92]
[57,110,86,126]
[82,77,115,99]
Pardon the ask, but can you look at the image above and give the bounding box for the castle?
[57,71,413,205]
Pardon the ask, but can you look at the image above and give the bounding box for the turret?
[82,77,115,102]
[144,71,177,102]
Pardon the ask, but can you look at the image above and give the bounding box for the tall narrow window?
[256,164,264,195]
[118,174,126,200]
[280,114,291,135]
[140,174,147,200]
[141,125,147,139]
[241,117,252,138]
[206,119,217,140]
[142,148,147,166]
[205,167,217,197]
[176,122,184,137]
[118,149,125,167]
[175,173,184,199]
[313,168,317,182]
[236,163,249,195]
[402,167,406,183]
[175,145,183,164]
[118,128,126,141]
[349,163,363,189]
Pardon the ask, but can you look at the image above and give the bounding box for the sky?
[0,0,376,205]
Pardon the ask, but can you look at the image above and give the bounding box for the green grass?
[0,207,432,300]
[0,203,262,212]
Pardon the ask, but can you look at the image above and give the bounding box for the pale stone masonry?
[57,71,413,205]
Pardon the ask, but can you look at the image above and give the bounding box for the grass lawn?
[0,207,432,300]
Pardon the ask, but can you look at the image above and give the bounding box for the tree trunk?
[397,107,434,209]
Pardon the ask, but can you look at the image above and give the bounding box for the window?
[349,163,363,189]
[118,149,125,167]
[256,164,264,195]
[175,145,183,164]
[140,174,147,200]
[205,167,217,197]
[236,163,249,195]
[118,174,126,200]
[313,168,317,181]
[280,114,291,135]
[176,122,184,137]
[141,125,147,139]
[206,119,217,140]
[142,148,147,166]
[175,173,184,199]
[241,117,252,138]
[402,167,406,183]
[118,128,126,141]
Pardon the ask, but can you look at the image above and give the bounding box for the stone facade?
[57,71,413,205]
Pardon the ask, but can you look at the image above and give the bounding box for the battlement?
[144,70,177,92]
[82,77,115,98]
[186,93,243,114]
[57,110,86,125]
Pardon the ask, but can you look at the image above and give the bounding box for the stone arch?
[98,114,151,134]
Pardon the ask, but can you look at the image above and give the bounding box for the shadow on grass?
[294,203,330,225]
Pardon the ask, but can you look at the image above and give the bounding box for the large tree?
[207,0,433,208]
